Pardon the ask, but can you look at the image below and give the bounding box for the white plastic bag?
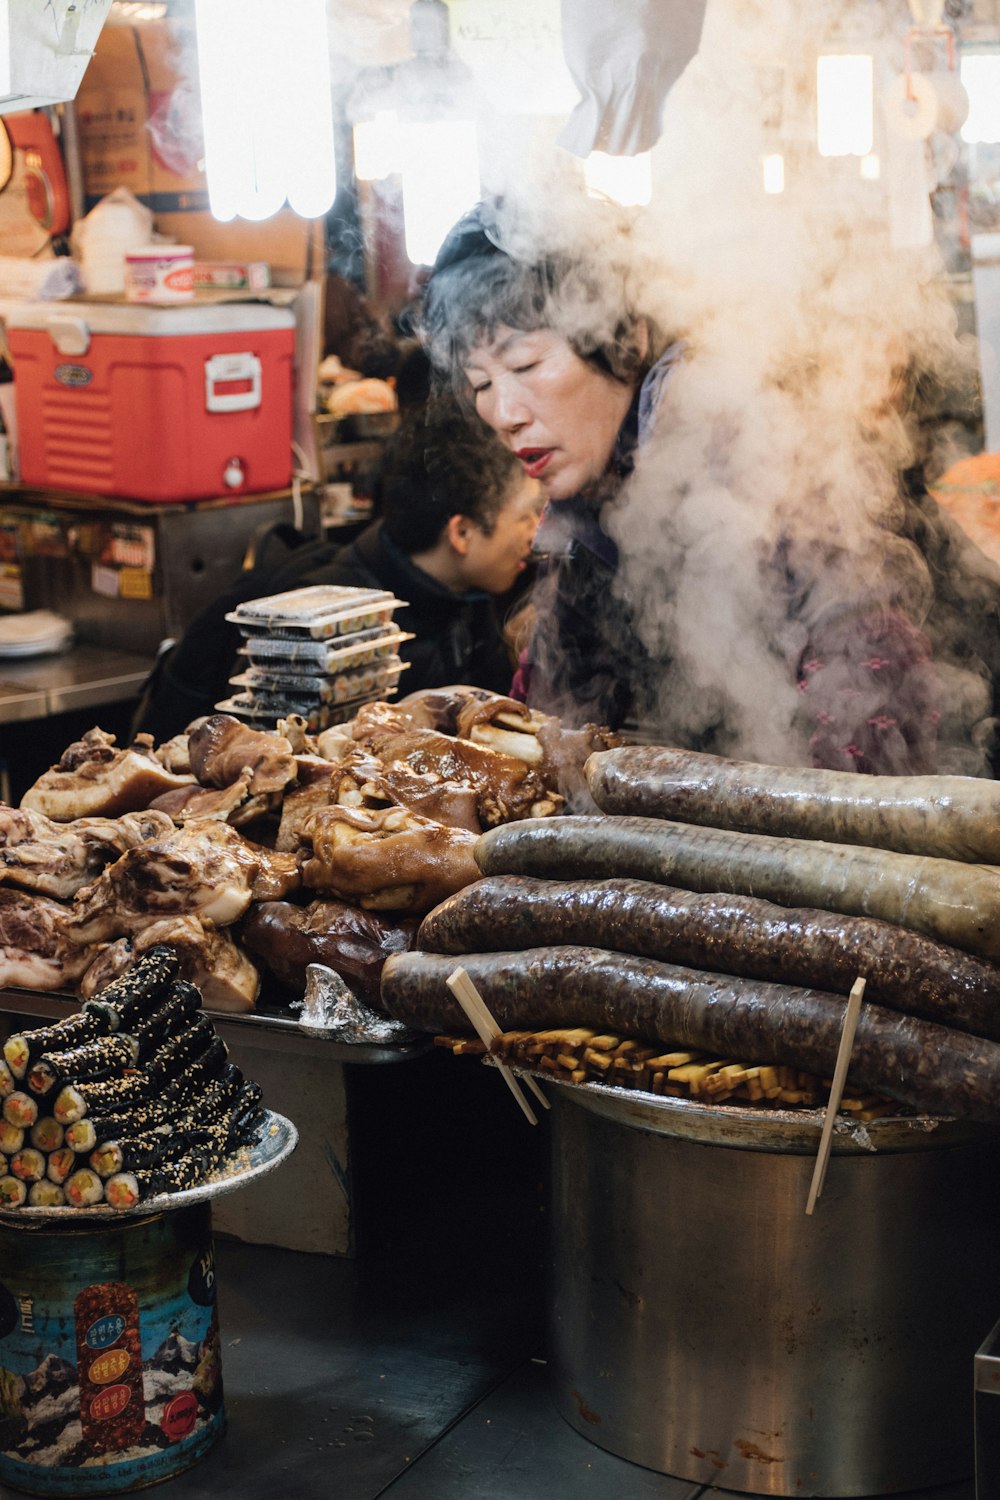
[558,0,708,156]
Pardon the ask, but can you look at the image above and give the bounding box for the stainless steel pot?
[547,1082,1000,1496]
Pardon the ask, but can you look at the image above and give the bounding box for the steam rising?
[480,0,992,773]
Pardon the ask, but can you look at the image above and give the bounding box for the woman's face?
[463,327,637,501]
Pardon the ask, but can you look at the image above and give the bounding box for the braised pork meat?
[20,728,197,820]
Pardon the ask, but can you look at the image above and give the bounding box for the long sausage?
[380,946,1000,1121]
[475,816,1000,963]
[585,746,1000,863]
[418,875,1000,1041]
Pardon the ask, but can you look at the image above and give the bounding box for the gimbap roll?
[133,987,201,1059]
[0,1153,6,1176]
[145,1019,218,1085]
[97,946,180,1029]
[54,1072,151,1125]
[3,1092,37,1129]
[0,1122,23,1155]
[30,1116,64,1152]
[28,1181,66,1207]
[29,1033,139,1096]
[64,1168,105,1207]
[3,1010,110,1082]
[105,1149,207,1208]
[46,1146,76,1185]
[10,1148,45,1183]
[0,1058,15,1098]
[90,1129,184,1180]
[158,1038,228,1109]
[0,1176,26,1208]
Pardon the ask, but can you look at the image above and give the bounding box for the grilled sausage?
[585,746,1000,863]
[418,875,1000,1041]
[380,946,1000,1120]
[475,816,1000,963]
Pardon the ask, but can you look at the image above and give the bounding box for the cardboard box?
[72,17,319,283]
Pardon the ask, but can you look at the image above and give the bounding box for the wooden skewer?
[805,976,867,1216]
[445,967,549,1123]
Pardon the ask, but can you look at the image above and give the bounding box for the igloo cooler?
[6,300,296,502]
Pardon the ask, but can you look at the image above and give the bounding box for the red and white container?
[124,245,195,304]
[6,300,296,502]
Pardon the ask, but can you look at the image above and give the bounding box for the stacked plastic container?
[219,585,411,731]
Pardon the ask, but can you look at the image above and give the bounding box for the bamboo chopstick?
[445,966,549,1123]
[805,976,867,1216]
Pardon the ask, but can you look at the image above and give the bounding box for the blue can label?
[85,1314,126,1350]
[0,1206,225,1494]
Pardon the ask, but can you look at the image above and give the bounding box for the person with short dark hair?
[310,399,543,696]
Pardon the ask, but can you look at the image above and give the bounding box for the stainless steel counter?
[0,642,154,723]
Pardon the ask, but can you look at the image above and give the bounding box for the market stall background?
[1,2,1000,1498]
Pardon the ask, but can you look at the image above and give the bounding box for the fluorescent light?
[195,0,336,222]
[961,53,1000,144]
[353,111,402,182]
[401,119,481,266]
[583,152,652,207]
[763,153,785,194]
[816,53,874,157]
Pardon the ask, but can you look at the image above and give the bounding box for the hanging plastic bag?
[558,0,708,157]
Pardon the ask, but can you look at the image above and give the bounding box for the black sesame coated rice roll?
[157,1038,228,1110]
[46,1147,76,1185]
[103,946,182,1029]
[0,1122,24,1155]
[0,1176,26,1208]
[53,1072,151,1125]
[29,1117,63,1153]
[90,1128,188,1180]
[104,1149,208,1209]
[10,1148,45,1183]
[64,1168,105,1207]
[65,1101,167,1154]
[133,987,201,1060]
[28,1181,66,1207]
[3,1093,37,1130]
[144,1019,218,1085]
[3,1011,110,1084]
[29,1034,139,1096]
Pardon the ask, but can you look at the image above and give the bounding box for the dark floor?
[0,1052,983,1500]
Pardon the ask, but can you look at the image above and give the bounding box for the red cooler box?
[7,300,296,501]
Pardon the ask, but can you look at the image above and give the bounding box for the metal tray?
[0,986,432,1065]
[498,1061,998,1155]
[0,1108,298,1227]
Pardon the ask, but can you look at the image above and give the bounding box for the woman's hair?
[420,202,662,394]
[380,397,524,555]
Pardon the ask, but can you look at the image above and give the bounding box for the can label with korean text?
[0,1203,224,1493]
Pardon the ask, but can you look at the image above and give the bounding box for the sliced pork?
[21,728,196,820]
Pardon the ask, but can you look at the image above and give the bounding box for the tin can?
[124,246,194,304]
[0,1203,225,1494]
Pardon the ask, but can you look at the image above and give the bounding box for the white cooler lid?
[4,299,296,338]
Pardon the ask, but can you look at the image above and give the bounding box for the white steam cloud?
[484,0,992,773]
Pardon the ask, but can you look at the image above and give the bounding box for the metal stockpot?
[548,1084,1000,1496]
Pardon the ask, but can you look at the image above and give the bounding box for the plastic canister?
[124,246,195,305]
[0,1202,225,1494]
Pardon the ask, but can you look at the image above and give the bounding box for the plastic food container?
[230,657,408,705]
[238,628,412,671]
[227,585,404,640]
